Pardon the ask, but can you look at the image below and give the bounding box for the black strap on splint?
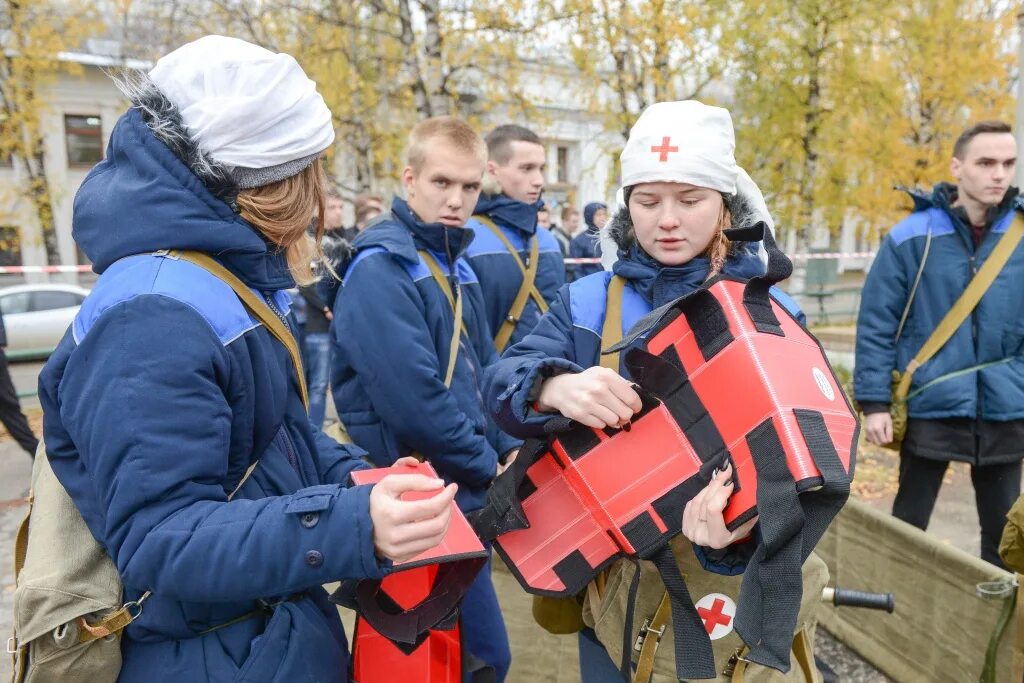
[734,412,851,670]
[330,558,486,649]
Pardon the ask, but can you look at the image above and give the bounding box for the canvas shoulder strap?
[895,211,1024,400]
[174,250,309,409]
[417,250,462,388]
[474,214,549,352]
[600,275,627,371]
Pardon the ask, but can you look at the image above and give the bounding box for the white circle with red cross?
[695,593,736,640]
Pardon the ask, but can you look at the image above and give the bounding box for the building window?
[557,146,570,184]
[0,226,22,267]
[65,115,104,166]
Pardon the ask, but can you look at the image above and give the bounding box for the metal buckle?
[632,617,667,652]
[6,636,18,654]
[123,592,150,622]
[152,249,178,259]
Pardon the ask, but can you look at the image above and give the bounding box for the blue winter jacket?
[854,186,1024,420]
[37,109,385,683]
[483,244,803,574]
[569,202,606,279]
[330,199,521,512]
[465,194,566,349]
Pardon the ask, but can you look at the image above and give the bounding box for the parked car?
[0,284,91,360]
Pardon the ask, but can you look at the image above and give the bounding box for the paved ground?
[0,357,994,682]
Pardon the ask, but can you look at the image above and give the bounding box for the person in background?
[541,203,570,256]
[342,193,384,241]
[569,201,607,279]
[855,120,1024,569]
[464,124,566,354]
[331,117,521,682]
[0,298,39,457]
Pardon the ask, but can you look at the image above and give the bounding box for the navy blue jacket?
[855,185,1024,421]
[483,245,802,574]
[569,202,606,279]
[331,199,520,512]
[38,109,384,683]
[465,194,566,349]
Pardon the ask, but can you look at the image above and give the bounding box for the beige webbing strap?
[895,212,1024,400]
[633,591,671,683]
[474,215,549,352]
[173,250,309,410]
[792,626,821,683]
[1015,574,1024,683]
[601,276,626,371]
[418,251,462,388]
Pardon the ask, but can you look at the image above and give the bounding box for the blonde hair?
[236,159,327,286]
[705,200,732,278]
[407,116,486,171]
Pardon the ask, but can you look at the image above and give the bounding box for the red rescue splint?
[333,462,488,683]
[474,239,857,679]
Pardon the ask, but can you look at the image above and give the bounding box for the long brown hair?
[235,158,327,286]
[704,199,733,278]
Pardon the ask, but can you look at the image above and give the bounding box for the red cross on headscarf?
[650,136,679,162]
[697,598,732,634]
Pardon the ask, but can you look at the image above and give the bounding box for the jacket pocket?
[234,600,345,683]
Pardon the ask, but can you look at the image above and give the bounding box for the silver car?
[0,284,90,360]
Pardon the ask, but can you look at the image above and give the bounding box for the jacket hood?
[604,189,767,258]
[73,98,293,290]
[612,242,765,309]
[583,202,606,232]
[353,197,476,266]
[474,193,542,234]
[904,183,1020,221]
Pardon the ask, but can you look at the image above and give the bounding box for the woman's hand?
[536,367,643,429]
[681,464,757,549]
[369,457,458,564]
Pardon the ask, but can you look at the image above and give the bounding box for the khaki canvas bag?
[583,536,829,683]
[9,250,306,682]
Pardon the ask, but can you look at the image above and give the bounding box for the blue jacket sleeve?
[484,286,585,439]
[854,236,911,405]
[468,296,523,460]
[314,428,371,485]
[50,296,386,603]
[336,253,498,487]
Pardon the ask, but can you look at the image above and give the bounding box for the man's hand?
[537,367,642,429]
[863,412,893,446]
[681,464,757,549]
[369,458,457,564]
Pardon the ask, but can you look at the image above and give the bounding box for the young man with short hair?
[465,125,566,353]
[855,120,1024,568]
[330,117,518,680]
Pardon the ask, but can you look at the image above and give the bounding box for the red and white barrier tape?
[0,264,93,274]
[564,252,875,265]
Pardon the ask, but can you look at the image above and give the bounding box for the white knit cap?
[149,35,335,188]
[602,100,774,269]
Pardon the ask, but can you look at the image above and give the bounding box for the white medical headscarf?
[149,35,335,189]
[600,100,773,270]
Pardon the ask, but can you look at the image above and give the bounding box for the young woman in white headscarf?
[484,101,828,682]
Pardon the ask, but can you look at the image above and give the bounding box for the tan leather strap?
[173,250,308,409]
[793,626,821,683]
[633,591,671,683]
[1015,574,1024,683]
[417,251,462,388]
[601,275,626,371]
[474,215,548,352]
[895,211,1024,400]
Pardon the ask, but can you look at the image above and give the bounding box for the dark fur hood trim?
[604,189,764,253]
[115,72,239,202]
